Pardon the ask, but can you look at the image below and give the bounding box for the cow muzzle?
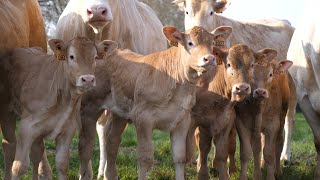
[253,88,269,99]
[77,74,96,92]
[231,83,251,101]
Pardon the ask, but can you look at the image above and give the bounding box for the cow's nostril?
[102,10,106,14]
[87,9,92,15]
[245,87,249,91]
[91,78,95,83]
[262,91,266,95]
[236,87,240,91]
[203,57,208,62]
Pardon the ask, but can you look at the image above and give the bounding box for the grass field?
[0,112,317,179]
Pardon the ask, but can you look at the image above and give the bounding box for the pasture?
[0,112,316,179]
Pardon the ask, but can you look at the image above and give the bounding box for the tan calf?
[235,57,293,180]
[81,26,233,180]
[0,37,116,180]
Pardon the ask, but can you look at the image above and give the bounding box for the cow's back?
[0,0,47,51]
[217,16,294,60]
[0,48,59,114]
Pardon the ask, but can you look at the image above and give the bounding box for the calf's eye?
[210,11,213,15]
[186,11,189,15]
[188,42,193,46]
[70,55,74,60]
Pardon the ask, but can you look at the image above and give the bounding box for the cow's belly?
[133,95,195,132]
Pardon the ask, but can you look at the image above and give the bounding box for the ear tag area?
[215,35,225,47]
[54,48,66,61]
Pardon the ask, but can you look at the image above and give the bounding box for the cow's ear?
[212,47,227,65]
[211,26,232,47]
[213,0,232,13]
[255,48,277,65]
[163,26,183,47]
[172,0,185,11]
[96,40,118,59]
[48,39,67,61]
[274,60,293,74]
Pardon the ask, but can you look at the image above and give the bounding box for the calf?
[80,26,232,180]
[191,45,277,180]
[0,37,116,180]
[235,57,292,180]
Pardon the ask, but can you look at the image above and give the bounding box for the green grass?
[0,112,317,179]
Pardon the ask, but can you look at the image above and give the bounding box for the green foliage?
[0,113,317,179]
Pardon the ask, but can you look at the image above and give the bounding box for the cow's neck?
[204,65,232,99]
[51,62,82,104]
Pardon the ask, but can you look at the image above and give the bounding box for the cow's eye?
[69,55,74,60]
[227,63,231,67]
[210,11,213,15]
[269,73,273,77]
[186,11,189,15]
[251,64,254,68]
[188,42,193,46]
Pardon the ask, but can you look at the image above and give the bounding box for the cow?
[172,0,297,164]
[235,57,293,180]
[77,26,232,180]
[55,0,168,177]
[0,37,116,180]
[55,0,166,54]
[191,45,278,179]
[0,0,47,179]
[0,0,47,51]
[287,0,320,178]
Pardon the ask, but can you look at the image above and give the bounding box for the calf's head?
[212,44,273,101]
[80,0,113,32]
[253,53,293,99]
[49,37,117,94]
[172,0,232,31]
[163,25,232,82]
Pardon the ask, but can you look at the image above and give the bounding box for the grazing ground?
[0,112,317,179]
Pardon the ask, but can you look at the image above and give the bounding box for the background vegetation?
[0,113,317,179]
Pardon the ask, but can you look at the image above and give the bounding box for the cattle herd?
[0,0,319,180]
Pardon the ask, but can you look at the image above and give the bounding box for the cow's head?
[212,44,271,102]
[172,0,232,31]
[49,37,117,94]
[253,54,293,99]
[163,25,232,82]
[81,0,114,32]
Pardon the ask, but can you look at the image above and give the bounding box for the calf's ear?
[274,60,293,74]
[255,48,277,65]
[213,0,232,13]
[172,0,185,11]
[212,47,227,65]
[96,40,118,59]
[163,26,183,47]
[211,26,232,47]
[48,39,67,61]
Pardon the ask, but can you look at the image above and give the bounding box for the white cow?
[287,0,320,178]
[172,0,297,163]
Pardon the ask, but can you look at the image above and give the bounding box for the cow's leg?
[196,127,212,180]
[55,127,76,180]
[170,114,191,180]
[281,74,297,164]
[97,111,109,178]
[30,137,46,180]
[136,123,153,180]
[38,151,53,180]
[12,118,37,179]
[228,124,237,175]
[263,131,276,180]
[105,114,127,180]
[298,95,320,179]
[214,125,233,180]
[236,120,252,180]
[251,130,262,180]
[0,110,16,180]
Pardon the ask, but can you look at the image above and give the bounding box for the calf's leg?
[97,112,109,178]
[30,137,46,180]
[0,111,16,180]
[196,127,212,180]
[38,151,53,180]
[170,114,191,180]
[105,114,127,180]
